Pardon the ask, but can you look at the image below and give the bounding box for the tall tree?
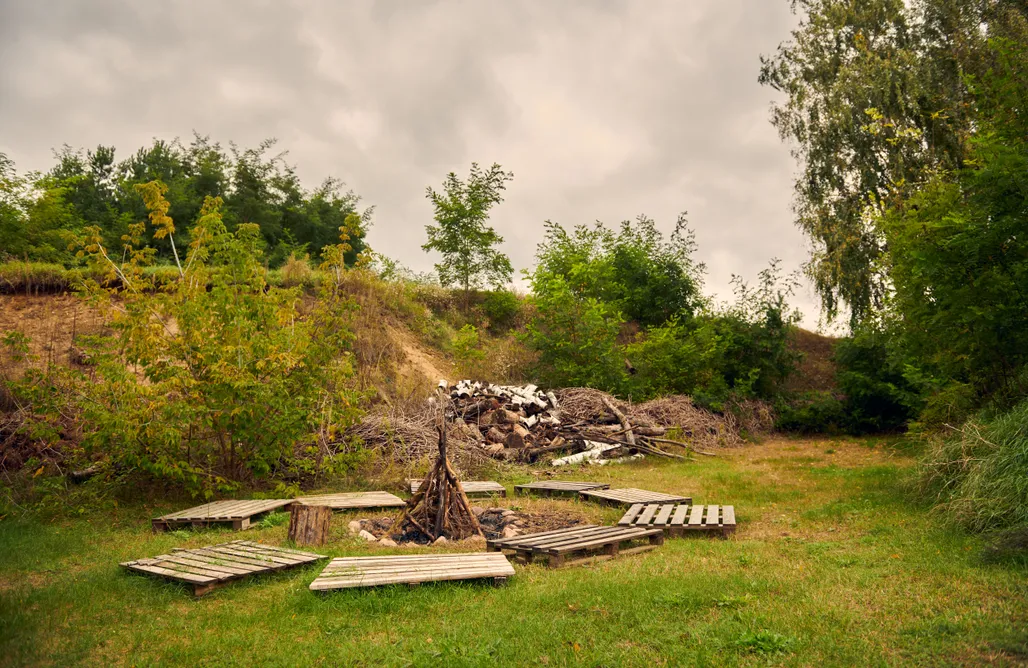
[422,162,514,306]
[759,0,995,324]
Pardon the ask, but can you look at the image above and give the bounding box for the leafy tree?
[531,214,703,327]
[525,276,627,393]
[759,0,1005,324]
[875,31,1028,410]
[423,162,514,307]
[70,182,363,495]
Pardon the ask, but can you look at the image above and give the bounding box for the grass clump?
[918,399,1028,551]
[735,630,795,654]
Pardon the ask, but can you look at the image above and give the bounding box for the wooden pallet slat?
[654,504,675,526]
[310,553,514,591]
[618,503,737,538]
[578,487,691,507]
[409,480,507,498]
[122,540,326,596]
[488,524,664,567]
[152,499,294,532]
[513,481,611,497]
[293,491,405,510]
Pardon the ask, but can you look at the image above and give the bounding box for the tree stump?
[288,504,332,546]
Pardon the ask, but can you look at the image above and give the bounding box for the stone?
[471,506,485,516]
[378,537,398,547]
[358,529,377,542]
[500,510,516,517]
[347,520,362,534]
[434,536,449,545]
[464,534,487,545]
[502,526,520,539]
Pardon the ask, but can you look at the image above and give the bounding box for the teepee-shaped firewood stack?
[390,421,483,541]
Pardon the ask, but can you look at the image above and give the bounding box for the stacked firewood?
[441,381,711,463]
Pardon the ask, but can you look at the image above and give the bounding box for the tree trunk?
[288,504,332,546]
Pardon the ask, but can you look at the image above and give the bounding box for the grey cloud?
[0,0,827,327]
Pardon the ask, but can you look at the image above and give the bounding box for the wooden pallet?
[310,553,515,591]
[152,499,294,532]
[578,487,692,507]
[513,480,611,497]
[618,503,736,537]
[408,479,507,497]
[487,524,664,567]
[293,491,405,510]
[121,540,326,596]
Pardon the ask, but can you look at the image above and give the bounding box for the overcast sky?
[0,1,830,328]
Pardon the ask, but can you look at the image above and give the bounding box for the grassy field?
[1,437,1026,667]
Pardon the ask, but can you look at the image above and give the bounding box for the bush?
[834,328,920,433]
[530,214,703,328]
[480,289,521,331]
[62,183,365,496]
[451,324,486,379]
[918,399,1028,540]
[525,276,626,393]
[775,391,847,434]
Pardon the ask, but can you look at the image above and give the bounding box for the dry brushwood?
[389,422,483,541]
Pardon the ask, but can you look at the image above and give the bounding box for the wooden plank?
[310,553,514,591]
[654,504,675,526]
[618,504,645,526]
[293,492,405,510]
[670,504,690,526]
[155,499,292,522]
[547,528,662,554]
[723,505,736,528]
[637,505,659,525]
[487,524,599,549]
[490,525,604,550]
[579,488,691,506]
[410,480,505,497]
[688,504,705,527]
[123,562,215,584]
[705,504,720,528]
[153,554,259,577]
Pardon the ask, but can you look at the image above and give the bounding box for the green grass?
[1,437,1026,666]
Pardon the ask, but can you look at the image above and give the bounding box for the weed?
[735,630,795,654]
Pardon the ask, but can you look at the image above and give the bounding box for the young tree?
[422,162,514,307]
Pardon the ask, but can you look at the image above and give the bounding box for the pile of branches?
[445,381,740,463]
[388,422,483,542]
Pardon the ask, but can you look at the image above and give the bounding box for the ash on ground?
[348,506,585,546]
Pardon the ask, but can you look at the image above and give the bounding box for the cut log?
[602,397,636,446]
[504,431,526,449]
[288,504,333,546]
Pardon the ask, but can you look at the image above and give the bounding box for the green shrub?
[452,324,486,379]
[834,328,921,433]
[480,289,521,331]
[775,391,847,434]
[918,399,1028,540]
[62,183,365,496]
[525,276,626,393]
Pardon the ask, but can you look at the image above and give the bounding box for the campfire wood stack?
[443,380,714,463]
[389,421,484,541]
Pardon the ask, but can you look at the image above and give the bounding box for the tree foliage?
[0,135,371,269]
[423,162,514,302]
[56,182,365,495]
[760,0,1006,323]
[531,213,704,328]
